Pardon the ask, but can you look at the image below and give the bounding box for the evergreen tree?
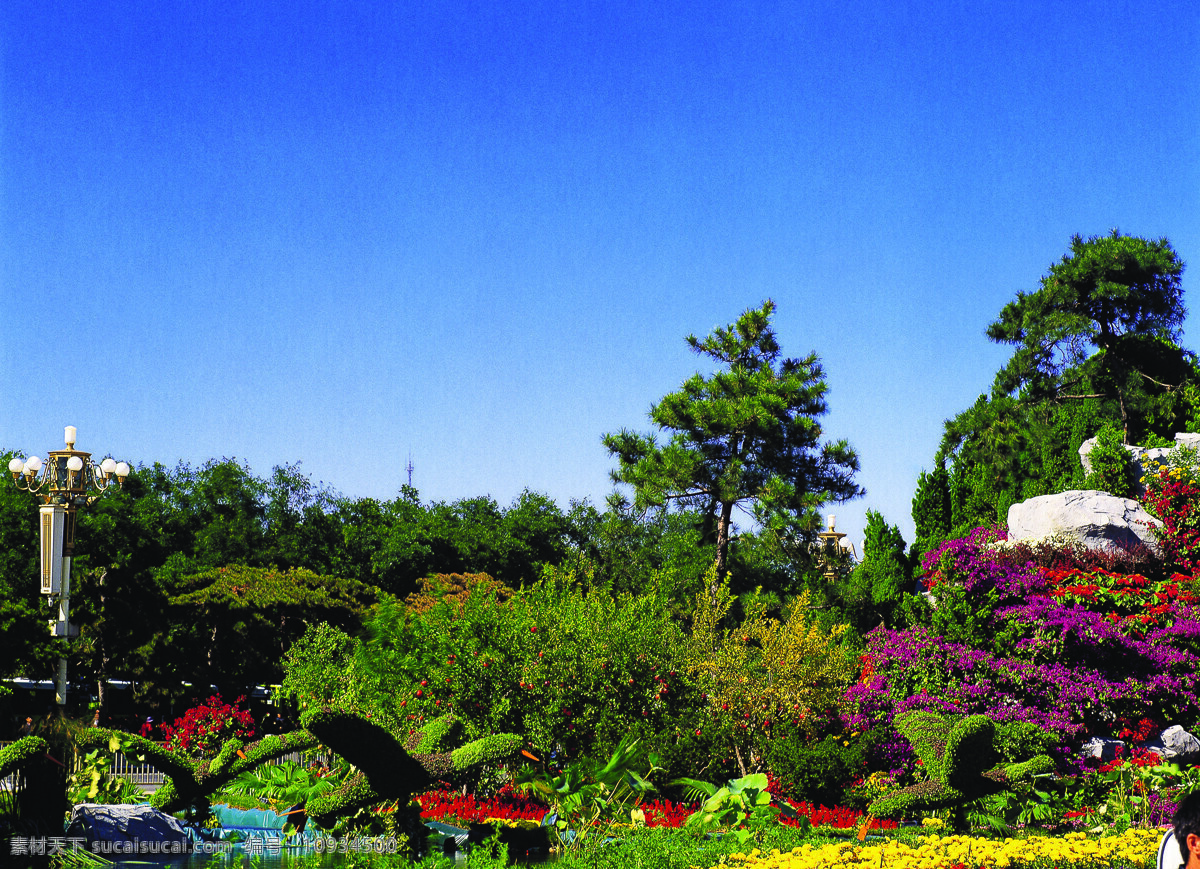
[988,231,1187,440]
[844,510,912,632]
[911,465,952,559]
[927,232,1194,532]
[604,301,863,585]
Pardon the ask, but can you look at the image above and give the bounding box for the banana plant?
[672,772,798,843]
[68,739,144,806]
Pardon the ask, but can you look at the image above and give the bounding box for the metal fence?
[1,741,329,794]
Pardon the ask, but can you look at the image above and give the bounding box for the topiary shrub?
[0,735,48,778]
[75,728,320,822]
[302,707,522,850]
[867,711,1053,831]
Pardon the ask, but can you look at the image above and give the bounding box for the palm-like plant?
[221,761,334,833]
[514,735,660,851]
[671,772,796,842]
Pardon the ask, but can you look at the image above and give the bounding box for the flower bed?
[846,528,1200,753]
[716,828,1161,869]
[415,788,546,825]
[413,787,893,832]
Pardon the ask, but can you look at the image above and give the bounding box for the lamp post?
[7,425,130,706]
[816,514,855,580]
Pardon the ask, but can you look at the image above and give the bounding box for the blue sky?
[2,1,1197,549]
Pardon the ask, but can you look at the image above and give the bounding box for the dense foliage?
[925,233,1197,538]
[284,568,707,778]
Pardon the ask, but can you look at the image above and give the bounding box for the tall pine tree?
[604,300,862,585]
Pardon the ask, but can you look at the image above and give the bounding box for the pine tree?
[603,301,862,585]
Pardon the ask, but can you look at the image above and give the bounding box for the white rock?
[1174,432,1200,451]
[1080,736,1124,762]
[1143,725,1200,765]
[1006,490,1160,554]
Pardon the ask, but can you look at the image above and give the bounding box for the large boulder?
[1144,726,1200,766]
[66,803,191,850]
[1174,433,1200,451]
[1006,490,1160,554]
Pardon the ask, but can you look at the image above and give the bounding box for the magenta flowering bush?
[846,526,1200,767]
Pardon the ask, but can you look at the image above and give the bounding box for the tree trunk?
[713,500,734,598]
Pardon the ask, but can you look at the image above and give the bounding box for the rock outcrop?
[1006,490,1160,554]
[1145,725,1200,766]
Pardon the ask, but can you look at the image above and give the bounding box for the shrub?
[342,566,704,775]
[761,727,872,809]
[685,577,852,751]
[1084,422,1137,497]
[1142,447,1200,573]
[278,621,357,709]
[161,694,256,758]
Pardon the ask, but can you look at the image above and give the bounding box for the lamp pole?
[8,426,130,706]
[816,514,854,580]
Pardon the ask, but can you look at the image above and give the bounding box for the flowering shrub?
[415,785,698,829]
[350,569,709,781]
[1144,473,1200,573]
[160,694,256,758]
[413,786,892,833]
[849,526,1200,767]
[1039,566,1198,631]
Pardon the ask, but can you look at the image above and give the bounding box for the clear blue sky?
[2,1,1197,549]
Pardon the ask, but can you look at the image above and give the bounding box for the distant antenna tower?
[406,453,414,488]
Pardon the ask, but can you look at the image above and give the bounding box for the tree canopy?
[987,231,1187,439]
[921,232,1195,542]
[604,300,863,582]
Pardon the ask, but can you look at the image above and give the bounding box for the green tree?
[0,448,52,679]
[330,496,392,586]
[843,510,913,632]
[149,565,375,697]
[564,498,714,606]
[263,462,344,573]
[911,466,952,560]
[1083,421,1137,497]
[988,231,1187,440]
[930,233,1192,533]
[371,488,571,598]
[603,301,863,585]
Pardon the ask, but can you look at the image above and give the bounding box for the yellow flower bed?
[481,817,542,830]
[716,829,1161,869]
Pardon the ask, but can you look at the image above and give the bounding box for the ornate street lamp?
[816,514,857,580]
[7,425,130,705]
